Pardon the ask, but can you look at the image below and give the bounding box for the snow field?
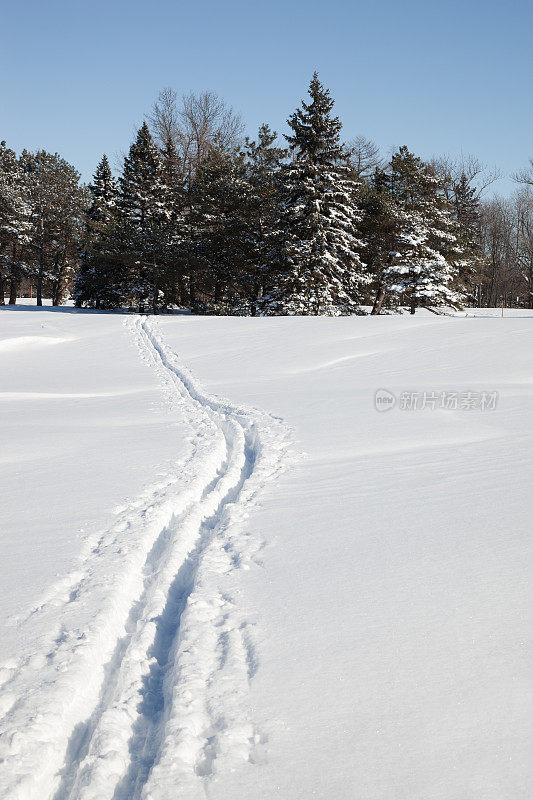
[0,314,290,800]
[1,307,532,800]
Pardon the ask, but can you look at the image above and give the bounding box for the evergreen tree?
[0,142,33,304]
[158,133,187,306]
[185,144,253,312]
[117,123,169,310]
[24,150,86,306]
[452,172,486,303]
[243,125,287,314]
[183,126,285,315]
[261,73,366,315]
[88,154,118,226]
[119,122,165,227]
[358,169,403,314]
[159,135,183,217]
[74,154,121,308]
[383,146,465,314]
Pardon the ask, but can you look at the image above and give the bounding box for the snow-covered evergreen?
[119,122,165,227]
[23,149,86,306]
[261,73,367,316]
[3,78,517,314]
[384,147,465,313]
[74,155,121,309]
[118,123,174,311]
[88,154,119,226]
[0,142,33,303]
[243,125,287,314]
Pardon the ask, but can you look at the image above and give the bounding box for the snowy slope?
[0,306,532,800]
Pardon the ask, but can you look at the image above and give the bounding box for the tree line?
[1,74,532,314]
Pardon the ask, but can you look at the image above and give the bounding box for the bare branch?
[513,159,533,186]
[431,153,502,199]
[345,136,383,180]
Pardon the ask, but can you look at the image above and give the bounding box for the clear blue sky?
[1,0,531,195]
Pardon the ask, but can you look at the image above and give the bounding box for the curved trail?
[0,316,290,800]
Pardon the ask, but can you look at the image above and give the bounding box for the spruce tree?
[74,154,121,308]
[118,123,168,311]
[243,125,286,314]
[0,142,32,304]
[158,134,186,307]
[25,150,86,306]
[358,169,403,315]
[119,122,164,227]
[261,73,366,315]
[452,172,486,304]
[185,144,253,312]
[187,126,286,316]
[88,154,118,225]
[383,147,465,314]
[159,135,183,217]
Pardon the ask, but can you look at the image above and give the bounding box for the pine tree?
[383,147,465,314]
[261,73,366,315]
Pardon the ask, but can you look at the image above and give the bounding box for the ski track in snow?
[0,316,290,800]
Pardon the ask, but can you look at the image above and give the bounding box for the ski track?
[0,316,290,800]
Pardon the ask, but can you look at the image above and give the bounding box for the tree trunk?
[52,251,64,306]
[371,284,386,315]
[52,264,66,306]
[52,283,62,306]
[9,279,17,305]
[37,221,44,306]
[0,274,5,305]
[176,275,185,306]
[152,269,159,315]
[410,297,417,315]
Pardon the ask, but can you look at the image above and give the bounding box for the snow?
[1,305,532,800]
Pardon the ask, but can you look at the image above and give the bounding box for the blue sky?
[1,0,531,195]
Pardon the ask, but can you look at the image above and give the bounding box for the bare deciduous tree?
[432,154,501,200]
[345,136,382,180]
[515,188,533,306]
[479,189,533,308]
[148,88,244,181]
[513,158,533,187]
[148,87,180,151]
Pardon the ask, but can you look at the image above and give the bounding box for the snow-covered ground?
[1,305,532,800]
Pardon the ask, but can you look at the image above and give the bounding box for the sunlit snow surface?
[0,303,532,800]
